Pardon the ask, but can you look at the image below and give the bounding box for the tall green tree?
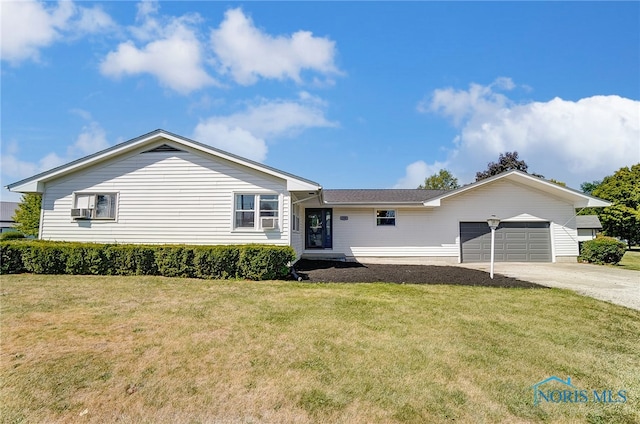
[12,193,42,237]
[580,180,601,195]
[475,151,544,181]
[592,164,640,248]
[418,169,460,190]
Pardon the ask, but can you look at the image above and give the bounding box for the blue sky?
[2,1,639,201]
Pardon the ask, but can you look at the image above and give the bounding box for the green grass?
[618,249,640,271]
[1,274,639,423]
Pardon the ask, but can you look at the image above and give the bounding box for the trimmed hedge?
[0,231,25,241]
[0,240,295,280]
[579,236,626,265]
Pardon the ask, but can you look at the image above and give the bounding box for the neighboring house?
[576,215,603,242]
[6,130,610,264]
[0,201,19,233]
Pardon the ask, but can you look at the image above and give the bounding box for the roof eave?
[323,201,427,207]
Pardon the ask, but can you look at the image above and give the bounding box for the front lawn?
[1,275,638,423]
[618,249,640,271]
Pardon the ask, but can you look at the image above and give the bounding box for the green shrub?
[0,240,295,280]
[21,242,67,274]
[103,245,158,276]
[194,246,239,279]
[0,231,25,241]
[155,246,195,278]
[0,242,25,274]
[580,236,626,265]
[238,245,296,280]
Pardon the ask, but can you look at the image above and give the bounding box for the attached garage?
[460,222,551,263]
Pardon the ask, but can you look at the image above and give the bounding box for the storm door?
[305,209,332,249]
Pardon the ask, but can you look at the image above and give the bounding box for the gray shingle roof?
[323,189,448,204]
[576,215,602,229]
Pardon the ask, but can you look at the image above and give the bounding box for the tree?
[12,193,42,237]
[580,180,601,195]
[475,151,544,181]
[591,164,640,248]
[418,169,460,190]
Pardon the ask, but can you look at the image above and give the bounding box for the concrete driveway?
[460,262,640,311]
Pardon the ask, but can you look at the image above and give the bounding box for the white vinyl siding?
[40,148,290,245]
[307,179,579,261]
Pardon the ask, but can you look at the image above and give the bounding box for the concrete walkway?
[460,262,640,311]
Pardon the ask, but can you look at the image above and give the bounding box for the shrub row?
[579,236,626,265]
[0,240,296,280]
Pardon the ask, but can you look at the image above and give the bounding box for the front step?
[300,252,347,262]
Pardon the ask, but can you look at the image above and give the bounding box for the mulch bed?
[293,260,544,288]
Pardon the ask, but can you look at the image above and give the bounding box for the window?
[234,194,280,230]
[376,209,396,226]
[235,194,255,228]
[74,193,117,219]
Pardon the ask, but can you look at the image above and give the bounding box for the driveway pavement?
[460,262,639,311]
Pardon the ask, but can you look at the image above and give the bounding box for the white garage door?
[460,222,551,263]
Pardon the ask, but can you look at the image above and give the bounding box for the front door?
[306,208,332,249]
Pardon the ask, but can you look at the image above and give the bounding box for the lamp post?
[487,215,501,279]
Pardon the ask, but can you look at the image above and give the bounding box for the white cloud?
[213,98,336,139]
[417,79,640,187]
[393,160,449,189]
[137,0,159,21]
[0,0,115,65]
[68,122,110,156]
[210,8,340,85]
[193,95,337,161]
[75,5,117,35]
[1,122,110,185]
[100,12,215,94]
[1,0,70,64]
[418,77,514,126]
[193,123,268,162]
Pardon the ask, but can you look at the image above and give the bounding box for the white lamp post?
[487,215,501,279]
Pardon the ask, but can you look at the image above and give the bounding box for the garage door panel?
[528,233,550,240]
[505,253,527,261]
[505,242,527,250]
[460,222,551,263]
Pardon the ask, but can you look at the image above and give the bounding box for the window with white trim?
[376,209,396,226]
[234,194,280,230]
[73,193,117,219]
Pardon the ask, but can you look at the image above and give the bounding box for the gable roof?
[422,170,611,209]
[323,189,446,205]
[576,215,603,229]
[6,129,321,193]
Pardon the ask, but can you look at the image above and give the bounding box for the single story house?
[7,130,610,263]
[575,215,603,242]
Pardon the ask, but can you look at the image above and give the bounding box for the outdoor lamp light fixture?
[487,215,500,279]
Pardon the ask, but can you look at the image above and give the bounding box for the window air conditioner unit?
[261,217,278,229]
[71,208,92,219]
